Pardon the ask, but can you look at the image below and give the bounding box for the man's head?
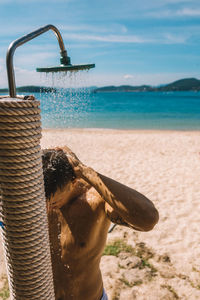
[42,148,76,201]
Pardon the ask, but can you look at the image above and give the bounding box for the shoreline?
[42,127,200,133]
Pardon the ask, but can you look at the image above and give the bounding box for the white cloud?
[0,66,39,89]
[0,25,36,37]
[15,51,57,67]
[63,33,153,44]
[0,0,70,3]
[177,8,200,16]
[124,74,134,80]
[146,5,200,19]
[61,23,128,34]
[64,32,188,45]
[162,33,187,44]
[0,60,7,88]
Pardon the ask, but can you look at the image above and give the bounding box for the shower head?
[36,63,95,73]
[36,48,95,73]
[6,24,95,97]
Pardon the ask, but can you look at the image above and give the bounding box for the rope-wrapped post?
[0,96,55,299]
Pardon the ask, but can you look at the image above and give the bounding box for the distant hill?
[93,85,153,92]
[93,78,200,92]
[0,86,56,93]
[1,78,200,94]
[157,78,200,91]
[0,85,96,94]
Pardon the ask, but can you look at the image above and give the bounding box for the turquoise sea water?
[1,91,200,130]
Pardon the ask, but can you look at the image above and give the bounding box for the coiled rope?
[0,96,55,299]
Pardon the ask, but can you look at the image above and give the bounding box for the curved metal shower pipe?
[6,24,70,98]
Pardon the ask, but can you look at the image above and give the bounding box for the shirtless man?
[42,146,159,300]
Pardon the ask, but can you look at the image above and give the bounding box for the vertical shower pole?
[0,96,55,299]
[0,24,64,299]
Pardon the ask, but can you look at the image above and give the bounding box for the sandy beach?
[1,129,200,299]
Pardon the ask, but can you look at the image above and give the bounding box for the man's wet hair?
[42,149,76,199]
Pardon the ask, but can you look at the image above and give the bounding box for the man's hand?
[58,146,84,178]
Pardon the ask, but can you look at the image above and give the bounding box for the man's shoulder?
[80,187,106,210]
[86,186,104,200]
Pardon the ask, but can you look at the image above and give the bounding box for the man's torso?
[48,187,110,300]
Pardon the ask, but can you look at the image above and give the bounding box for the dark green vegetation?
[103,239,134,256]
[0,86,56,93]
[94,85,153,92]
[94,78,200,92]
[103,239,157,279]
[103,238,200,299]
[0,77,200,94]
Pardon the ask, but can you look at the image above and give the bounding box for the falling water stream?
[39,70,93,128]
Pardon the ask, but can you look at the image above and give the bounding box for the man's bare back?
[48,186,110,300]
[42,147,159,300]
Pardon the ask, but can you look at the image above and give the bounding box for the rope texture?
[0,97,55,300]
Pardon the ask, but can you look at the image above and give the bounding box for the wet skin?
[47,147,159,300]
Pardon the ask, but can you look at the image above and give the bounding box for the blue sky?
[0,0,200,88]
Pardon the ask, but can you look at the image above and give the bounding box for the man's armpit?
[105,203,131,228]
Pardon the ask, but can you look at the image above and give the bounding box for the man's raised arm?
[62,146,159,232]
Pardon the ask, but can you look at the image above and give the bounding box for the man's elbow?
[130,207,159,232]
[142,207,159,232]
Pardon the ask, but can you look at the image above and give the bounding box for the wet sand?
[1,129,200,299]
